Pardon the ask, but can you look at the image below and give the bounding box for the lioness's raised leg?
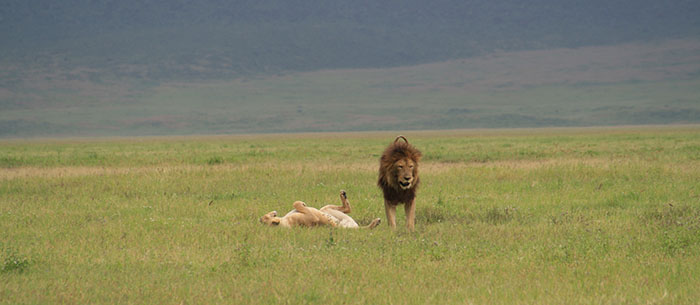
[339,190,351,214]
[319,190,351,214]
[320,191,380,229]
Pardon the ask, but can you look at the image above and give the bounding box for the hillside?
[1,1,700,137]
[3,0,699,79]
[1,39,699,137]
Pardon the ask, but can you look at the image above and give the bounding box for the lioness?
[378,135,422,230]
[260,190,381,229]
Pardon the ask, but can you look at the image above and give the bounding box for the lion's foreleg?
[384,201,397,229]
[292,201,320,225]
[404,199,416,231]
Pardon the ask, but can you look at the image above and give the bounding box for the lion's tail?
[394,135,409,144]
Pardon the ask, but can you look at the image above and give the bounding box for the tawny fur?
[377,135,422,230]
[260,191,380,229]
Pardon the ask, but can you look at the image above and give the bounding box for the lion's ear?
[271,219,280,226]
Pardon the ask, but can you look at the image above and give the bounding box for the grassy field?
[1,126,699,304]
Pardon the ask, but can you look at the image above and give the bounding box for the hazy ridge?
[1,1,699,137]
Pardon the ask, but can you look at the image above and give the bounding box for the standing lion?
[378,135,422,230]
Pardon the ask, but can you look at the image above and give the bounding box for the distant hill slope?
[2,0,700,79]
[1,39,699,137]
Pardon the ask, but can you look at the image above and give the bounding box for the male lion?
[378,135,422,230]
[260,191,381,229]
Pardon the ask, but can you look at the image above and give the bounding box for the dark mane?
[377,136,422,204]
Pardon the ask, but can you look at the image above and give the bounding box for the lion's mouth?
[399,181,411,188]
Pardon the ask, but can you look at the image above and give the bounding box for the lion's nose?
[403,176,412,181]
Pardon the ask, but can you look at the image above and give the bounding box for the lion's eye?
[397,166,403,169]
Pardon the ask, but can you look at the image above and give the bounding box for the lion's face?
[260,211,280,226]
[393,158,417,190]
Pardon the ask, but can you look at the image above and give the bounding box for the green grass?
[1,127,699,304]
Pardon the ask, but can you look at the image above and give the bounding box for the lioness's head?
[260,211,280,226]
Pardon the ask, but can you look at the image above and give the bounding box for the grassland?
[1,126,699,304]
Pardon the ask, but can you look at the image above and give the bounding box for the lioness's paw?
[369,218,381,229]
[340,190,347,199]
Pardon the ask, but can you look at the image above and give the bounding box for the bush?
[1,247,30,274]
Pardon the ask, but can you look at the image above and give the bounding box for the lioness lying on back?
[260,191,381,229]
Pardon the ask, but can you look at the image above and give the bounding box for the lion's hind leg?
[363,218,381,229]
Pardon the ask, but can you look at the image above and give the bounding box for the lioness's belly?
[284,209,358,228]
[323,209,359,228]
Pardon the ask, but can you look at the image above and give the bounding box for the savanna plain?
[1,127,699,304]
